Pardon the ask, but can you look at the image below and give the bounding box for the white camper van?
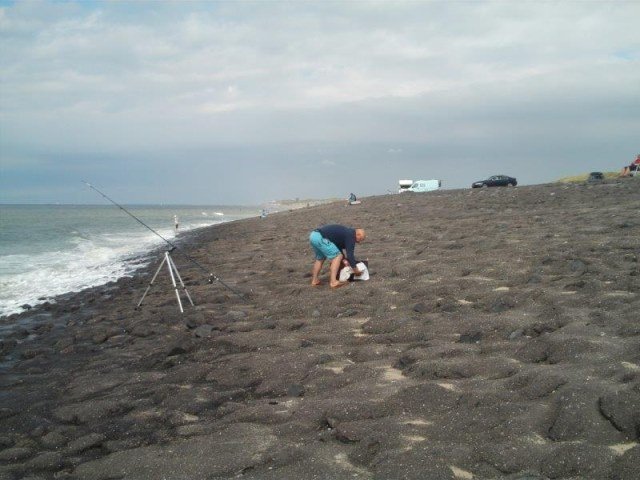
[406,179,441,193]
[398,179,413,193]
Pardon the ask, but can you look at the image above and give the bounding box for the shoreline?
[0,213,255,323]
[0,200,336,364]
[0,200,337,321]
[1,181,639,479]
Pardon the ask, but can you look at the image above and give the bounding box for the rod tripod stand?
[137,248,194,313]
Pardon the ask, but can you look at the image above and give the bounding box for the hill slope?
[2,179,640,479]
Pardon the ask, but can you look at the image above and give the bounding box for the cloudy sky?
[1,0,638,204]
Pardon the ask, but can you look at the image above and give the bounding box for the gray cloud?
[1,0,638,204]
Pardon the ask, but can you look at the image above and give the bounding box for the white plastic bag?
[338,266,353,282]
[354,262,369,281]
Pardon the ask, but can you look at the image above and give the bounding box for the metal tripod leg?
[167,253,194,311]
[137,253,168,309]
[137,251,195,313]
[166,252,183,312]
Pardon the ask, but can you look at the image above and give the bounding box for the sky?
[1,0,639,205]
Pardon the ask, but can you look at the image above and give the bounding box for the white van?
[406,179,441,193]
[398,179,413,193]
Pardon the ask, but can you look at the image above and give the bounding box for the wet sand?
[1,180,639,479]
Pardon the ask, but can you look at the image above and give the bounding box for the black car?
[587,172,604,183]
[472,175,517,188]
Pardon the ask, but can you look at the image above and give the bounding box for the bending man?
[309,224,366,288]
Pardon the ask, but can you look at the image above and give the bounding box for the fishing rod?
[83,181,245,298]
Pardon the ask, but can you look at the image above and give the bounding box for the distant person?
[309,224,366,288]
[174,215,179,232]
[620,154,640,177]
[348,192,361,205]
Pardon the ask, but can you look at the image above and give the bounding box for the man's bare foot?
[311,280,322,286]
[330,281,347,289]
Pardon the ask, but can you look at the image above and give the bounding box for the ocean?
[0,204,259,317]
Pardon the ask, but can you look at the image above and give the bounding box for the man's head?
[355,228,366,243]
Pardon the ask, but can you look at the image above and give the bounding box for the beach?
[1,179,639,479]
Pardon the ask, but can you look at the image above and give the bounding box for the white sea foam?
[0,230,163,316]
[0,203,254,318]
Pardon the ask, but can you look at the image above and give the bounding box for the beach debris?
[26,451,64,471]
[193,325,214,338]
[316,353,333,364]
[599,389,640,439]
[0,447,32,462]
[131,324,153,337]
[569,259,587,273]
[20,348,52,360]
[53,399,131,425]
[458,332,482,344]
[486,296,515,313]
[41,431,68,449]
[335,426,360,444]
[226,310,247,321]
[91,332,109,344]
[509,328,525,340]
[66,433,106,455]
[450,465,473,479]
[412,303,428,313]
[287,384,305,397]
[167,345,188,356]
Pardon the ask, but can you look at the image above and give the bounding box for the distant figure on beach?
[260,209,268,219]
[347,192,361,205]
[174,215,179,232]
[309,224,366,288]
[620,154,640,177]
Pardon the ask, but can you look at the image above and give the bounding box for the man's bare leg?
[329,254,346,288]
[311,259,324,286]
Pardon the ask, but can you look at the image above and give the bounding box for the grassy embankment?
[556,171,619,183]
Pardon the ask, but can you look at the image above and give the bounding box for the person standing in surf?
[309,224,366,288]
[174,215,179,232]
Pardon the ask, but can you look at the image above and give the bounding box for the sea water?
[0,204,258,317]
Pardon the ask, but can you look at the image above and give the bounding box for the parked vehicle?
[405,179,441,193]
[587,172,604,183]
[398,179,413,193]
[472,175,517,188]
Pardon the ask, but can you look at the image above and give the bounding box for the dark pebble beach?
[1,179,639,479]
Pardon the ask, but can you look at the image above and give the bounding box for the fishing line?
[83,181,245,298]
